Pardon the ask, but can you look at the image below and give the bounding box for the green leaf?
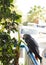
[10,0,13,3]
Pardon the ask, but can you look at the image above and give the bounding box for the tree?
[0,0,22,65]
[27,5,44,23]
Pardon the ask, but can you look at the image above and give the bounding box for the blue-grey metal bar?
[20,44,39,65]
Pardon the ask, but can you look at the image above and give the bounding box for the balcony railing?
[19,44,39,65]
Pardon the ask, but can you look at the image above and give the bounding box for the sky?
[16,0,46,15]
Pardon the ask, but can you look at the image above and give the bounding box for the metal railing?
[20,44,39,65]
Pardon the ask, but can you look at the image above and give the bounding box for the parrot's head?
[23,34,31,40]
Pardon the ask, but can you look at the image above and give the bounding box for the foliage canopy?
[0,0,22,65]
